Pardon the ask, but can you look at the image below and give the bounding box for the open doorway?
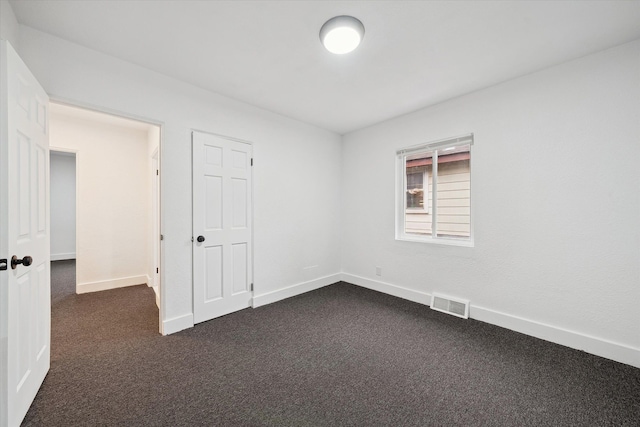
[49,150,77,304]
[49,102,162,331]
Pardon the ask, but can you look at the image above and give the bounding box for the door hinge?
[156,267,159,274]
[0,259,7,271]
[160,234,164,241]
[156,169,159,175]
[250,283,254,292]
[251,158,253,166]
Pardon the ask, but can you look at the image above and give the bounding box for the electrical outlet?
[376,266,382,276]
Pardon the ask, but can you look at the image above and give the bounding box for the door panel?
[192,131,252,324]
[205,176,223,229]
[232,243,248,294]
[231,178,247,228]
[205,245,223,301]
[1,40,51,427]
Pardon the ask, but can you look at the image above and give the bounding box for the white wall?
[50,152,76,260]
[0,0,19,50]
[341,40,640,367]
[50,111,152,294]
[16,25,342,333]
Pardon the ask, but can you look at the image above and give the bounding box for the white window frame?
[395,133,474,247]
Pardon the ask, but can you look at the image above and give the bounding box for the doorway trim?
[151,147,160,309]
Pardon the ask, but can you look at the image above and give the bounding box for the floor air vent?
[431,293,470,319]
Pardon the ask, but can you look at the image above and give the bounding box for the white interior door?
[192,131,252,324]
[0,41,51,427]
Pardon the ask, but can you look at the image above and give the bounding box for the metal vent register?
[431,293,470,319]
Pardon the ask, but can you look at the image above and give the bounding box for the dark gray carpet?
[50,259,76,304]
[22,263,640,426]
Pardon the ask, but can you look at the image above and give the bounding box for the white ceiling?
[10,1,640,134]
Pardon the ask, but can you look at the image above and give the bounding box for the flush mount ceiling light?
[319,15,365,54]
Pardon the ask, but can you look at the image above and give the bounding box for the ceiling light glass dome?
[320,16,365,54]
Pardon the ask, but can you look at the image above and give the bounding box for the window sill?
[396,234,474,247]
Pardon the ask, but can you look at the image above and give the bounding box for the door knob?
[197,236,205,243]
[11,255,33,269]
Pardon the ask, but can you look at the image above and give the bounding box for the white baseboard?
[341,272,640,369]
[162,313,193,335]
[252,273,341,308]
[145,274,160,308]
[51,252,75,261]
[162,273,340,336]
[77,274,148,294]
[471,305,640,369]
[341,273,432,306]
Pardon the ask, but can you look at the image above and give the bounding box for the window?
[396,134,473,245]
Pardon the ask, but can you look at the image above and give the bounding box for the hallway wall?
[50,151,76,260]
